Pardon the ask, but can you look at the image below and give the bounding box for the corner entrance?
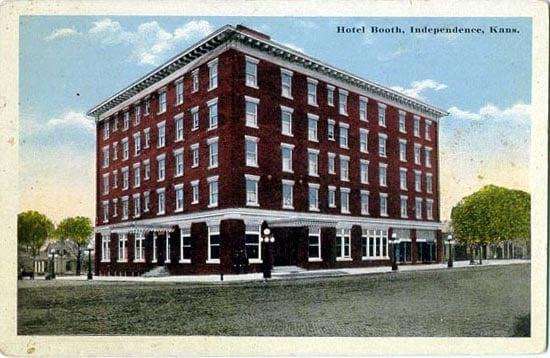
[272,227,300,266]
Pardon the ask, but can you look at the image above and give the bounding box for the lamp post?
[261,227,275,280]
[389,233,400,271]
[49,249,56,279]
[86,243,94,280]
[447,235,457,268]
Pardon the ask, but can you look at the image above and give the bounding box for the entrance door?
[272,229,298,266]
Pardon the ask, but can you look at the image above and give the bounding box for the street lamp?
[389,233,400,271]
[86,243,94,280]
[261,227,275,280]
[446,235,457,268]
[49,249,56,279]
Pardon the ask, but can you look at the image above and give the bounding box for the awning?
[98,223,175,235]
[266,218,340,229]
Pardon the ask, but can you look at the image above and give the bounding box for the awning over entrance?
[103,223,175,235]
[266,218,340,229]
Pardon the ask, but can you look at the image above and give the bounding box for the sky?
[19,16,532,223]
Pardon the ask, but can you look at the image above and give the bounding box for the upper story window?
[327,85,335,106]
[399,168,408,190]
[308,183,320,211]
[191,106,199,131]
[339,123,349,148]
[175,184,184,212]
[208,59,218,91]
[415,170,422,192]
[191,69,199,93]
[328,153,336,174]
[245,96,259,128]
[340,155,350,182]
[157,121,166,148]
[112,142,118,161]
[380,193,388,217]
[245,56,259,88]
[134,104,141,126]
[426,173,433,193]
[307,148,319,177]
[157,154,166,181]
[339,89,348,116]
[327,119,335,141]
[425,147,432,167]
[378,134,387,157]
[103,121,110,140]
[379,163,388,187]
[399,110,406,133]
[175,114,184,142]
[282,179,294,209]
[281,105,293,136]
[359,128,369,153]
[175,79,184,105]
[112,115,118,131]
[378,103,387,127]
[157,188,166,215]
[191,180,199,204]
[414,143,422,165]
[133,164,141,188]
[123,111,130,130]
[102,146,109,168]
[207,98,218,129]
[359,97,368,121]
[361,191,370,216]
[121,197,129,220]
[307,78,318,106]
[207,175,219,208]
[144,97,151,115]
[281,68,293,99]
[121,138,129,161]
[208,137,219,169]
[143,160,150,180]
[174,149,184,177]
[102,174,109,195]
[425,120,432,140]
[143,191,150,212]
[427,199,434,220]
[340,189,350,214]
[281,143,294,173]
[415,198,423,219]
[191,143,199,168]
[122,167,129,190]
[360,159,369,184]
[328,186,336,208]
[414,115,421,137]
[399,139,407,162]
[245,174,260,207]
[158,90,167,114]
[400,196,408,218]
[112,170,118,188]
[144,128,150,148]
[245,135,259,167]
[308,114,319,142]
[133,132,141,156]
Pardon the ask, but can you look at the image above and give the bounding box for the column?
[220,219,245,274]
[411,229,418,264]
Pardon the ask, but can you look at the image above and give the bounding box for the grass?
[17,264,530,336]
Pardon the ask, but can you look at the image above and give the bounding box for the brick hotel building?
[89,25,448,276]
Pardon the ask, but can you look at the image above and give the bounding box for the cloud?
[391,79,448,100]
[448,102,531,122]
[377,46,408,61]
[46,111,95,132]
[45,27,81,41]
[280,42,305,53]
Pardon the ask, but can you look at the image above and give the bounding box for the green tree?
[55,216,93,276]
[451,185,530,264]
[18,211,54,271]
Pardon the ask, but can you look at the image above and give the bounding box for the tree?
[18,211,54,271]
[451,185,530,264]
[55,216,93,276]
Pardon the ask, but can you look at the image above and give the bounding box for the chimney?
[235,24,271,40]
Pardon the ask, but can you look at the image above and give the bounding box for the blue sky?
[19,16,532,222]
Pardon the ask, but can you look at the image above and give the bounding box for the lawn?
[17,264,530,336]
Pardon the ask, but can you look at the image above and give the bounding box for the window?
[112,142,118,161]
[122,139,129,160]
[157,121,166,148]
[208,137,219,169]
[328,186,336,208]
[191,144,199,168]
[245,96,259,128]
[362,229,388,259]
[327,85,334,106]
[308,228,321,261]
[282,179,294,209]
[144,97,151,115]
[191,180,199,204]
[378,103,387,126]
[328,153,336,174]
[121,167,129,190]
[175,114,184,141]
[379,163,387,187]
[208,59,218,90]
[143,160,150,180]
[307,78,318,106]
[144,128,150,148]
[308,149,319,176]
[157,188,165,214]
[339,89,348,115]
[134,104,141,125]
[192,69,199,92]
[102,146,109,168]
[399,139,407,162]
[208,176,219,207]
[359,97,368,121]
[174,149,184,177]
[360,160,369,184]
[414,116,421,137]
[339,123,349,148]
[378,134,387,157]
[208,98,218,129]
[308,114,318,141]
[121,197,129,219]
[340,188,350,214]
[112,115,118,131]
[123,111,130,130]
[400,196,408,218]
[415,171,422,192]
[143,191,150,212]
[180,231,191,263]
[281,69,293,98]
[245,174,260,206]
[425,147,432,167]
[175,184,184,212]
[427,199,434,220]
[361,191,370,215]
[245,56,259,88]
[336,229,351,260]
[399,168,407,190]
[281,106,293,136]
[414,144,421,164]
[281,143,294,173]
[112,171,118,188]
[380,193,388,216]
[360,128,369,153]
[118,234,128,262]
[165,235,171,263]
[308,183,320,211]
[175,79,184,105]
[133,133,141,156]
[191,107,199,131]
[101,235,110,261]
[103,121,110,139]
[157,154,165,181]
[340,155,350,181]
[399,111,406,133]
[245,136,258,167]
[416,198,423,219]
[102,201,109,222]
[245,226,261,262]
[208,227,220,263]
[133,164,141,188]
[133,194,141,218]
[426,173,433,193]
[327,119,335,141]
[425,120,432,140]
[158,90,167,114]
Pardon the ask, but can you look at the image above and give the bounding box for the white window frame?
[102,201,109,223]
[175,78,184,105]
[207,175,219,208]
[143,159,150,180]
[179,230,191,264]
[102,173,109,195]
[101,235,110,262]
[308,113,319,142]
[191,143,199,168]
[427,199,434,220]
[191,180,199,204]
[379,163,388,187]
[336,228,351,260]
[175,113,184,142]
[340,155,350,182]
[399,139,407,162]
[280,105,293,136]
[192,69,199,93]
[338,89,348,116]
[144,128,150,148]
[339,122,349,149]
[426,173,433,193]
[121,167,129,190]
[102,146,109,168]
[174,148,184,177]
[191,106,199,131]
[361,190,370,215]
[414,115,421,137]
[425,120,432,140]
[328,153,336,175]
[133,193,141,218]
[157,121,166,148]
[157,188,166,215]
[245,56,259,88]
[400,195,408,218]
[245,96,260,128]
[143,191,150,212]
[399,110,406,133]
[133,132,141,156]
[118,234,128,262]
[174,183,184,212]
[359,128,369,153]
[308,148,319,177]
[245,135,259,167]
[359,97,368,121]
[307,78,318,106]
[121,138,129,161]
[208,136,219,169]
[378,103,387,127]
[308,183,320,212]
[399,168,408,190]
[281,68,293,99]
[281,143,294,173]
[378,133,387,157]
[360,159,369,184]
[282,179,294,209]
[123,111,130,130]
[207,226,220,264]
[328,186,337,208]
[133,163,141,188]
[208,58,218,91]
[207,98,218,130]
[121,196,129,220]
[308,228,322,262]
[380,193,389,217]
[340,187,350,214]
[425,147,433,168]
[327,119,335,141]
[415,170,422,192]
[327,85,335,107]
[158,89,167,114]
[245,174,260,207]
[157,154,166,182]
[416,198,423,219]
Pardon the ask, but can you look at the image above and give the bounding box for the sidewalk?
[45,259,530,283]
